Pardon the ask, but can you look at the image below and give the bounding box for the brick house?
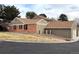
[8,17,48,33]
[8,17,77,40]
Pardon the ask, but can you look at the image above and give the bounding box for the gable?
[10,18,24,25]
[36,19,48,25]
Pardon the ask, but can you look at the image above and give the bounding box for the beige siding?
[37,25,47,34]
[71,21,77,39]
[36,19,48,34]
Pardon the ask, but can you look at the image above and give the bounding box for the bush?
[65,38,71,41]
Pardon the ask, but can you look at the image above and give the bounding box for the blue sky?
[6,4,79,20]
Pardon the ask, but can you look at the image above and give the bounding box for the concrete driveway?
[0,41,79,54]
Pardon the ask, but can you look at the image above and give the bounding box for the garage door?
[45,29,71,38]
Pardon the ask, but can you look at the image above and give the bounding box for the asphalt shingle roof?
[45,21,73,29]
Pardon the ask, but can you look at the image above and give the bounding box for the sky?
[6,4,79,20]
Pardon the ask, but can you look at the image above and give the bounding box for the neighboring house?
[0,18,9,31]
[8,17,48,34]
[8,17,77,40]
[0,19,3,22]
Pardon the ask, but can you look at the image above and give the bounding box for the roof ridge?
[17,18,25,24]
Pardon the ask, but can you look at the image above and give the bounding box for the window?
[47,30,50,34]
[13,25,16,29]
[19,25,22,29]
[24,24,27,30]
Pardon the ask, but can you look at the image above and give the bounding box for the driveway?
[0,41,79,54]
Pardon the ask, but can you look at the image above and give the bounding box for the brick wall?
[8,24,37,33]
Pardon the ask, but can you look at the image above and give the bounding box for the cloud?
[5,4,79,20]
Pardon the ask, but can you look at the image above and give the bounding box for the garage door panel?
[52,29,71,38]
[44,28,71,38]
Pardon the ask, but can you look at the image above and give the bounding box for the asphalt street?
[0,41,79,54]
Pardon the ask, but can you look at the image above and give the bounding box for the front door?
[39,30,40,34]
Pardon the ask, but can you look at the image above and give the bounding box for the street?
[0,41,79,54]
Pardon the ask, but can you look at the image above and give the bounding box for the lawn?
[0,32,71,43]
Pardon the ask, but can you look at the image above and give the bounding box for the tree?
[0,5,20,22]
[0,4,5,19]
[58,14,68,21]
[39,14,47,17]
[26,11,37,19]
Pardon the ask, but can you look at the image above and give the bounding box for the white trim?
[18,18,25,24]
[10,17,25,25]
[36,19,43,23]
[36,19,48,25]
